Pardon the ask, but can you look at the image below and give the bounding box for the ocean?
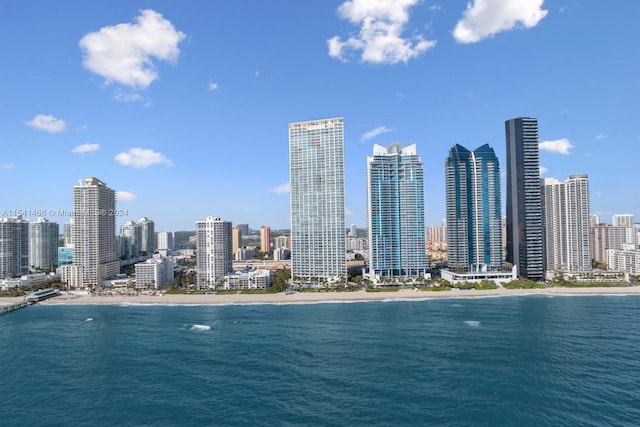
[1,295,639,426]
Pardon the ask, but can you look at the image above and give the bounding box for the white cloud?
[361,126,391,142]
[79,9,186,89]
[268,183,290,194]
[539,166,548,175]
[26,114,66,133]
[208,82,219,91]
[328,0,436,64]
[0,163,15,169]
[539,138,574,155]
[453,0,548,44]
[114,90,146,103]
[116,191,138,201]
[595,133,607,140]
[345,208,353,216]
[115,147,173,168]
[72,143,101,154]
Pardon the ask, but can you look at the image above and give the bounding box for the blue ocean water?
[2,295,640,426]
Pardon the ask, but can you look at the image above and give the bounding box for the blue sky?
[1,0,638,232]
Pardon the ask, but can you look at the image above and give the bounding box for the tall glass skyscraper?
[445,144,502,272]
[505,117,544,281]
[289,117,346,286]
[367,143,426,281]
[29,217,59,272]
[0,216,29,278]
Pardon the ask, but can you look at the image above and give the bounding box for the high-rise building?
[612,214,635,227]
[72,177,119,287]
[137,217,155,254]
[119,220,142,258]
[274,235,289,249]
[289,117,346,285]
[157,231,175,251]
[0,216,29,278]
[367,143,427,281]
[445,144,502,272]
[349,224,357,237]
[237,224,250,237]
[196,216,232,289]
[505,117,544,281]
[260,225,271,253]
[232,226,242,256]
[542,175,591,272]
[29,217,59,272]
[590,224,609,266]
[63,219,74,246]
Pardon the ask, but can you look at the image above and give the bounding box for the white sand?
[1,286,639,307]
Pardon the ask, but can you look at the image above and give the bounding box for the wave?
[191,324,211,331]
[464,320,481,327]
[84,317,93,322]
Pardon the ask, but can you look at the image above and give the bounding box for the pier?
[24,288,60,303]
[0,301,29,315]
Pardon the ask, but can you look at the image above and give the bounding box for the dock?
[0,301,29,315]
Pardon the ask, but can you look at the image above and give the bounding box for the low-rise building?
[273,247,290,261]
[222,269,272,290]
[135,254,174,289]
[440,265,517,286]
[606,245,640,275]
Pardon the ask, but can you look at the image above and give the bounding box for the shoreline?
[2,286,640,306]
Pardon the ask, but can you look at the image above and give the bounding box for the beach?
[2,286,640,306]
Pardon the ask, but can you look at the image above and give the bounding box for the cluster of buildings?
[2,117,639,292]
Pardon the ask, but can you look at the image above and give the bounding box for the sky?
[1,0,639,232]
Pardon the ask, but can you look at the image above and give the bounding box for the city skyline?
[2,2,639,230]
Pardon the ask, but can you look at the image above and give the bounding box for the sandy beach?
[2,286,640,307]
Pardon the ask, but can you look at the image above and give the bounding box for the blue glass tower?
[367,143,427,282]
[445,144,502,272]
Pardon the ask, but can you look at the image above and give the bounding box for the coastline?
[2,286,640,306]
